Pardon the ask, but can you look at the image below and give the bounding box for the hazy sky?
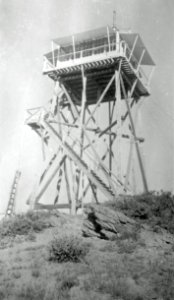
[0,0,173,213]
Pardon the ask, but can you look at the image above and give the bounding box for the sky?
[0,0,174,214]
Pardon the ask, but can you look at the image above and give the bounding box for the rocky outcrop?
[82,203,136,239]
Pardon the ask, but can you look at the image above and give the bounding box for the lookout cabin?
[43,26,155,105]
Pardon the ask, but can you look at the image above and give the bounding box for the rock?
[100,229,117,240]
[82,203,136,239]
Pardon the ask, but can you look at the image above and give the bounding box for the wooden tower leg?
[115,68,123,184]
[124,134,134,192]
[74,66,87,214]
[108,100,112,176]
[64,159,72,210]
[120,74,148,193]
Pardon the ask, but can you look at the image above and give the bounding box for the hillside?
[0,193,174,300]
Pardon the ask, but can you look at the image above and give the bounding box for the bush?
[106,192,174,234]
[48,234,89,263]
[0,211,52,238]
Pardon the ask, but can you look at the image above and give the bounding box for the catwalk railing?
[43,40,154,88]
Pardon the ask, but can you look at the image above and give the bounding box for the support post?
[124,134,134,192]
[115,69,122,182]
[120,74,148,193]
[108,100,112,175]
[74,66,87,212]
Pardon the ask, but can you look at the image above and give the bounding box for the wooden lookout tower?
[26,25,155,214]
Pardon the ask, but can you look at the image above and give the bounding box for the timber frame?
[26,26,155,214]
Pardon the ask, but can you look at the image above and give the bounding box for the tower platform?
[43,27,155,105]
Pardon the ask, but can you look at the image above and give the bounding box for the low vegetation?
[48,234,90,263]
[0,192,174,300]
[0,210,52,238]
[106,191,174,233]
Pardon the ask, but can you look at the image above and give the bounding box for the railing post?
[116,30,120,53]
[107,26,111,52]
[51,41,55,67]
[57,45,60,64]
[72,35,76,60]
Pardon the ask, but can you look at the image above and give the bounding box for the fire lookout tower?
[26,25,155,214]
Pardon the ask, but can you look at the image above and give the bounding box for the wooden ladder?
[6,170,21,217]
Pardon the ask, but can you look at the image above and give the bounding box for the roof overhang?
[45,26,155,66]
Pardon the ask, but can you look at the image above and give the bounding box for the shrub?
[0,211,52,238]
[106,192,174,234]
[48,234,89,263]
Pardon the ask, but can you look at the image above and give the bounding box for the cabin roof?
[50,26,155,66]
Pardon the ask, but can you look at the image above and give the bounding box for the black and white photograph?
[0,0,173,299]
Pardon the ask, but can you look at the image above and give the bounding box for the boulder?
[82,203,136,239]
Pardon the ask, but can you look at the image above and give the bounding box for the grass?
[31,268,40,278]
[12,271,21,279]
[18,282,47,300]
[0,193,174,300]
[83,257,146,300]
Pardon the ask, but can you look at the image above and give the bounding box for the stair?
[43,120,116,200]
[90,170,115,196]
[6,170,21,217]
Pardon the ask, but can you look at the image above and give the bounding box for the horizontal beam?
[34,203,72,210]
